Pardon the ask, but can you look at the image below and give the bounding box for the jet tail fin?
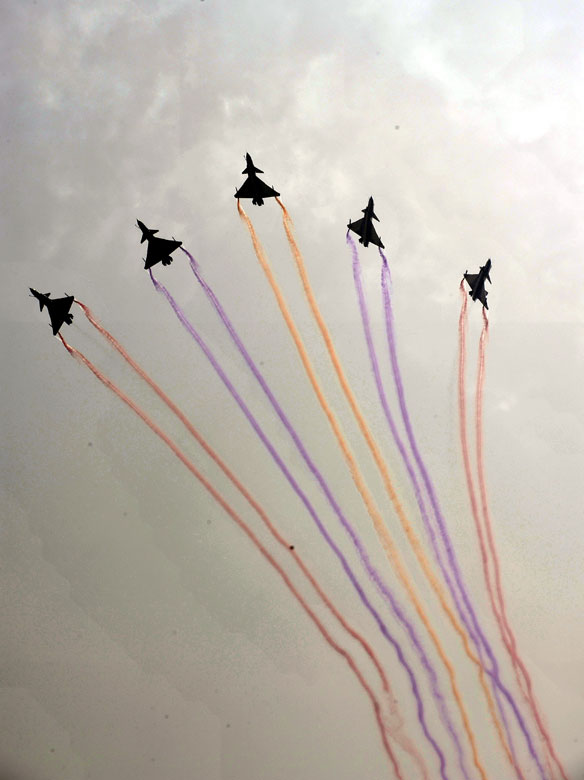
[243,154,263,174]
[29,288,49,311]
[137,220,159,243]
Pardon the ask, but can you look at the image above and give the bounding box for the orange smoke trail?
[74,300,427,777]
[57,331,404,779]
[239,197,489,780]
[277,201,527,777]
[476,309,566,780]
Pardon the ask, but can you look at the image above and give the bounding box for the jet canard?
[347,197,384,249]
[464,259,492,309]
[234,153,280,206]
[137,220,182,269]
[30,289,74,335]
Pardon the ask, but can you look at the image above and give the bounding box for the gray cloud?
[3,1,584,777]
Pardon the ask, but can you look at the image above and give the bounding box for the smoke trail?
[235,200,465,778]
[150,264,449,779]
[272,199,479,780]
[458,283,547,780]
[348,235,521,777]
[181,254,429,777]
[57,331,403,779]
[75,298,426,775]
[475,309,567,780]
[458,283,495,613]
[378,250,530,777]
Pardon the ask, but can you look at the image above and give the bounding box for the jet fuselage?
[29,289,74,335]
[347,197,384,249]
[463,259,492,309]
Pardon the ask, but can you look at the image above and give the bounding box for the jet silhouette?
[234,153,280,206]
[347,197,384,248]
[137,220,182,269]
[29,289,74,335]
[464,259,492,309]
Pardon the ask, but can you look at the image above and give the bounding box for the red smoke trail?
[58,330,404,779]
[74,299,422,774]
[459,286,558,779]
[475,309,567,780]
[458,282,502,627]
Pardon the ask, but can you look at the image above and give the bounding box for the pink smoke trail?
[458,282,547,779]
[475,308,566,780]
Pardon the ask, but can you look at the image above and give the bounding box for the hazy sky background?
[2,1,584,778]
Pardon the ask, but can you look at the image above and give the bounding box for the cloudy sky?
[2,1,584,778]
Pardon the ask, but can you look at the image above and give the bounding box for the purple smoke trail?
[348,235,470,779]
[373,249,517,773]
[149,263,450,779]
[352,236,519,776]
[379,249,546,780]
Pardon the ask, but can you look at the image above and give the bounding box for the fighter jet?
[234,153,280,206]
[29,289,74,335]
[347,197,384,249]
[464,259,492,309]
[137,220,182,270]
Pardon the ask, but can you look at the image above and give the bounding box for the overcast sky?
[2,1,584,778]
